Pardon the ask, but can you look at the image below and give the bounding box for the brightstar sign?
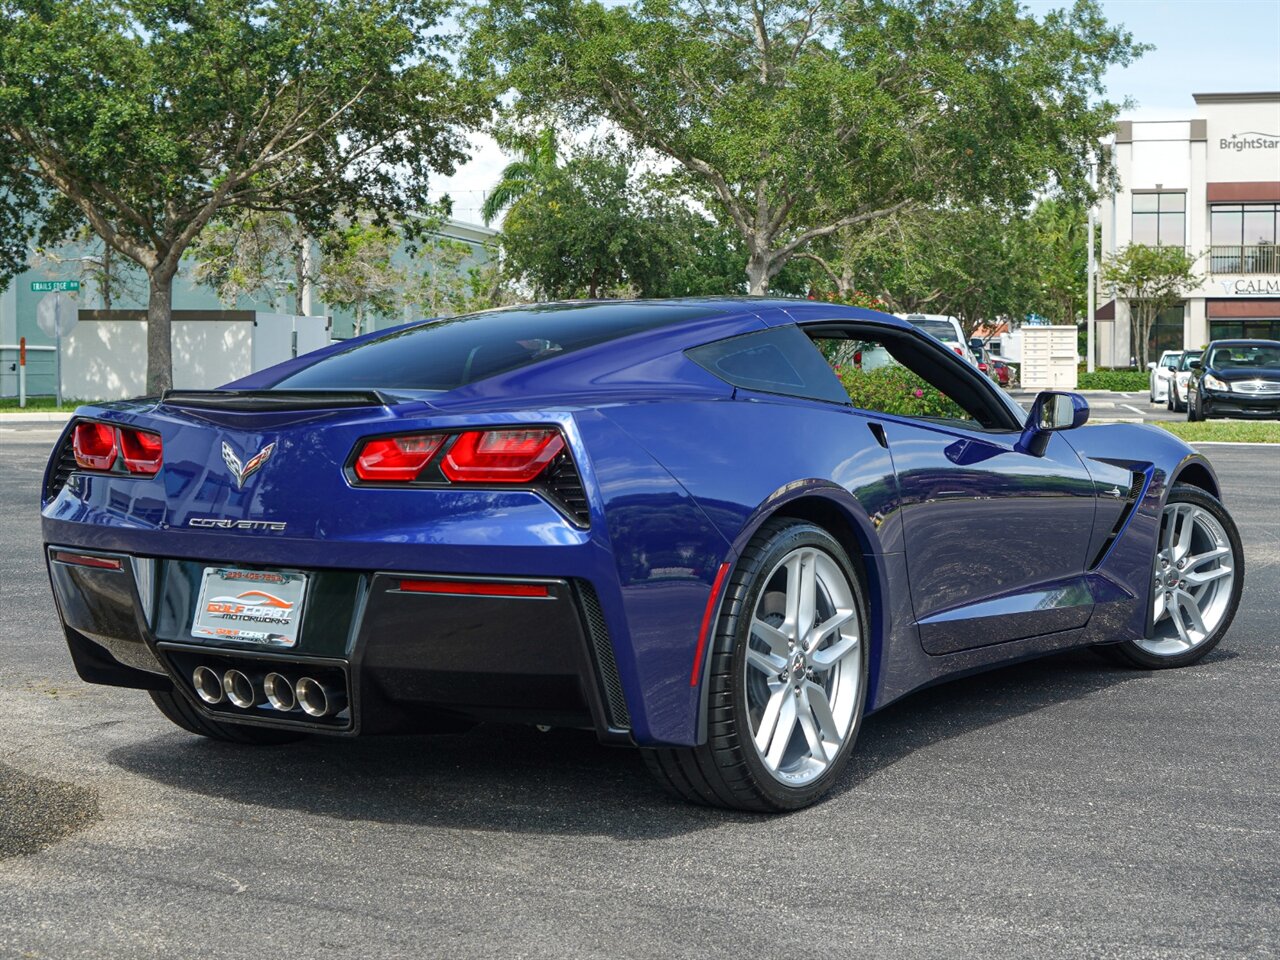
[1219,131,1280,152]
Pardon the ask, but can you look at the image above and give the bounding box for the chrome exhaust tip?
[295,677,344,718]
[192,666,225,705]
[263,672,296,712]
[223,669,261,709]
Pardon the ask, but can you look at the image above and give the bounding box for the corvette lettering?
[188,518,287,531]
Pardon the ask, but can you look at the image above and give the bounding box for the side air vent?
[44,425,79,502]
[576,581,630,730]
[542,451,591,527]
[1089,470,1147,569]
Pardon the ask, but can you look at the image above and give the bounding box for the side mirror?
[1018,391,1089,457]
[1188,359,1202,369]
[1147,361,1157,370]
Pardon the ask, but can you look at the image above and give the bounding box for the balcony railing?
[1209,244,1279,275]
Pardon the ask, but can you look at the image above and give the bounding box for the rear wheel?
[643,520,868,812]
[1104,484,1242,669]
[149,689,307,745]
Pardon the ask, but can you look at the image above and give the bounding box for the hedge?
[838,364,968,419]
[1077,369,1150,391]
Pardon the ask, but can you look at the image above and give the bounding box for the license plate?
[191,567,309,647]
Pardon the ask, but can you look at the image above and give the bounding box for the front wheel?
[643,520,868,812]
[1187,392,1200,421]
[1104,484,1243,669]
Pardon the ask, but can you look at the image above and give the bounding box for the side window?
[808,327,1008,430]
[686,326,850,405]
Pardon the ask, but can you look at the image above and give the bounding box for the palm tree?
[480,129,559,226]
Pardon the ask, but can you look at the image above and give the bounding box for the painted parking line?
[1122,404,1150,417]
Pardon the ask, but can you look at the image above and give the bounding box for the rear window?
[274,303,720,391]
[912,319,958,342]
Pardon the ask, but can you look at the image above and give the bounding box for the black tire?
[1187,391,1200,421]
[149,689,307,745]
[1104,483,1244,670]
[642,519,869,812]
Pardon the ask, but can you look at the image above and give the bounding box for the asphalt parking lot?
[1008,389,1185,424]
[1,425,1277,960]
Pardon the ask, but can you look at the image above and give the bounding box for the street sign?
[30,279,80,293]
[36,292,78,338]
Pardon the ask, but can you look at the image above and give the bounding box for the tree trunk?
[295,233,312,316]
[145,268,176,395]
[355,301,364,337]
[746,251,771,295]
[102,246,113,311]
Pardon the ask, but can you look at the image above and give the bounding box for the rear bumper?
[46,546,633,743]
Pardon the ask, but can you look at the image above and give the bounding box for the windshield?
[912,319,959,342]
[1207,342,1280,370]
[274,303,720,391]
[1178,352,1202,371]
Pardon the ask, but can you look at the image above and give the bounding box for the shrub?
[837,364,968,419]
[1077,368,1149,391]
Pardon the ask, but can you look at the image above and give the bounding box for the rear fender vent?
[541,451,591,528]
[44,425,78,503]
[1089,470,1147,569]
[576,581,630,730]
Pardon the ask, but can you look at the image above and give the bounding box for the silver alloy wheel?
[744,547,860,786]
[1140,502,1236,656]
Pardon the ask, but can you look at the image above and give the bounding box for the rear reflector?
[52,551,123,570]
[440,428,565,484]
[119,427,164,475]
[397,579,550,598]
[354,434,445,482]
[73,422,118,471]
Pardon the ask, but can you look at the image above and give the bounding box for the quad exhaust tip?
[192,665,225,705]
[191,666,343,718]
[263,673,296,712]
[295,677,331,718]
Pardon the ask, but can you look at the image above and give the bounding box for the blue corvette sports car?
[42,299,1244,811]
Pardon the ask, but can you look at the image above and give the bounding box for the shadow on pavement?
[105,647,1226,837]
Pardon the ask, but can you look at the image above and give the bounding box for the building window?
[1146,305,1185,359]
[1210,203,1279,274]
[1209,318,1280,342]
[1131,191,1185,247]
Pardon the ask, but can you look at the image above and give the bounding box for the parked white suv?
[1148,350,1182,404]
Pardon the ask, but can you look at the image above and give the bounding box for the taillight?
[119,427,164,475]
[73,422,118,470]
[440,428,565,484]
[353,434,445,482]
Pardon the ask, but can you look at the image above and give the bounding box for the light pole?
[1086,154,1097,374]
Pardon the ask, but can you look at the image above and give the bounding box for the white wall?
[59,313,328,401]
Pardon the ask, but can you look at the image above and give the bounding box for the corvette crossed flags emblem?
[221,441,276,489]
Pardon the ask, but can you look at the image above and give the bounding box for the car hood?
[1212,366,1280,382]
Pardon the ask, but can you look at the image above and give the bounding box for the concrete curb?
[0,412,74,424]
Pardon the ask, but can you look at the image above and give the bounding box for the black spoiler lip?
[158,389,393,411]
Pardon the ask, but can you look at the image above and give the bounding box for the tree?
[1102,243,1200,368]
[190,212,298,312]
[1020,199,1090,328]
[480,128,560,226]
[1,0,485,392]
[468,0,1143,294]
[316,221,405,336]
[402,236,477,317]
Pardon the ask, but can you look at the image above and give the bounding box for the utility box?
[1019,325,1078,391]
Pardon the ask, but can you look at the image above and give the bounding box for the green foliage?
[837,364,968,420]
[1102,243,1201,366]
[316,221,404,335]
[1077,368,1150,391]
[1,0,486,390]
[468,0,1143,293]
[1158,421,1280,444]
[481,128,560,226]
[191,212,299,310]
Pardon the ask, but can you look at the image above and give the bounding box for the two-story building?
[1097,91,1280,366]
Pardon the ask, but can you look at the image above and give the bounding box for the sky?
[432,0,1280,225]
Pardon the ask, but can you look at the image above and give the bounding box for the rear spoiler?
[159,390,389,412]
